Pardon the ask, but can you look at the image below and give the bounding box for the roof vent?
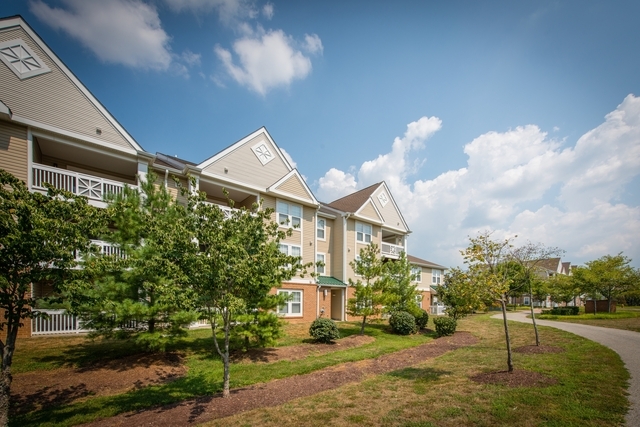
[0,39,51,80]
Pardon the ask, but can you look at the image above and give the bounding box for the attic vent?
[0,39,51,80]
[377,191,389,207]
[252,142,275,166]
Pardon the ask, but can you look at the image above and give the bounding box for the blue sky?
[2,0,639,268]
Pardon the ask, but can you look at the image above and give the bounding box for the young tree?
[547,274,580,306]
[509,242,564,346]
[347,244,389,335]
[0,170,101,426]
[384,252,421,316]
[439,267,484,320]
[186,194,312,398]
[574,254,637,313]
[73,173,198,350]
[463,231,516,372]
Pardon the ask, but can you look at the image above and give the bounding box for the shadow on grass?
[387,367,452,383]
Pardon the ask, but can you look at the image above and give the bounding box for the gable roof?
[407,255,447,270]
[327,182,380,212]
[536,258,562,272]
[0,16,143,153]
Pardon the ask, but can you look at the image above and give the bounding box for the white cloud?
[280,147,297,168]
[303,34,323,55]
[262,3,274,20]
[317,168,357,202]
[181,50,202,66]
[214,28,321,95]
[164,0,256,25]
[30,0,172,70]
[316,95,640,268]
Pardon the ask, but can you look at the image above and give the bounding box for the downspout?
[343,213,351,321]
[164,168,169,187]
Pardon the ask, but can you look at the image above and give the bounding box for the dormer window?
[0,39,50,80]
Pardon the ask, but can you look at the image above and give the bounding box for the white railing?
[74,239,126,262]
[32,163,135,203]
[31,309,90,335]
[430,305,446,316]
[203,201,236,218]
[381,242,404,258]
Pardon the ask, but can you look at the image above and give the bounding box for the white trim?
[355,221,373,244]
[0,38,51,79]
[197,127,292,171]
[316,252,326,275]
[373,182,410,232]
[27,127,33,188]
[277,289,303,317]
[198,174,260,198]
[0,18,143,152]
[317,211,337,219]
[267,189,319,207]
[268,169,319,205]
[22,118,138,156]
[354,198,385,223]
[276,199,303,231]
[411,266,422,283]
[316,217,326,241]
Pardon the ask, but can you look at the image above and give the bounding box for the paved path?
[494,312,640,426]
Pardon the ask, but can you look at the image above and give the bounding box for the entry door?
[331,289,341,320]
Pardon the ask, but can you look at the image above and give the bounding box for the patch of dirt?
[82,332,479,427]
[470,369,558,388]
[230,334,375,363]
[514,345,565,354]
[11,352,186,415]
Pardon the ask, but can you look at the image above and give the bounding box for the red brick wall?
[272,283,318,323]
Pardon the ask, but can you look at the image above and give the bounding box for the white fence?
[381,242,404,258]
[32,163,135,203]
[31,309,210,336]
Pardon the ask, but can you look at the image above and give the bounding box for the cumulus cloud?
[262,2,274,20]
[214,28,322,95]
[316,95,640,267]
[30,0,173,70]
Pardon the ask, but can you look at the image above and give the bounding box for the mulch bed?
[513,345,565,354]
[470,369,558,388]
[81,332,479,427]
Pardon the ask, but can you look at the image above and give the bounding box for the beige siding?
[0,27,134,150]
[201,134,290,188]
[41,155,136,184]
[358,200,382,222]
[275,174,311,201]
[0,120,28,182]
[302,207,315,266]
[152,171,189,205]
[317,217,333,276]
[371,186,408,232]
[332,216,345,281]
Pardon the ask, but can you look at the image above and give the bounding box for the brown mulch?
[12,353,186,415]
[470,369,558,388]
[513,345,565,354]
[82,332,479,427]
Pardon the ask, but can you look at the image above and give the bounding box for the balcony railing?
[32,163,135,203]
[203,201,236,218]
[381,242,405,258]
[75,239,126,262]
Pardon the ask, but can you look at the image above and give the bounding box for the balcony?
[381,242,405,259]
[32,163,136,207]
[74,239,126,262]
[203,201,236,218]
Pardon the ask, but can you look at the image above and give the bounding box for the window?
[432,269,441,285]
[411,266,422,283]
[279,244,301,269]
[524,296,530,305]
[415,294,423,309]
[278,290,302,316]
[317,218,326,240]
[277,201,301,228]
[316,253,325,274]
[356,222,372,243]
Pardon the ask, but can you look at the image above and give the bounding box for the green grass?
[11,322,434,427]
[537,306,640,332]
[207,314,629,427]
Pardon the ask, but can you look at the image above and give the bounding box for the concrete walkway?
[493,311,640,426]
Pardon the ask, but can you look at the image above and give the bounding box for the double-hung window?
[278,290,302,316]
[316,253,325,274]
[356,222,372,243]
[277,201,301,228]
[279,244,301,269]
[317,218,326,240]
[415,294,423,309]
[432,269,441,285]
[411,266,422,283]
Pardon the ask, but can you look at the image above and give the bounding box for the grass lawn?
[204,314,629,427]
[11,314,630,427]
[537,306,640,332]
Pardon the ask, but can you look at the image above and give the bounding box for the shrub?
[414,309,429,330]
[309,318,340,343]
[389,311,417,335]
[549,306,579,316]
[433,317,457,337]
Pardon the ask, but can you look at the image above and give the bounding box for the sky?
[2,0,639,268]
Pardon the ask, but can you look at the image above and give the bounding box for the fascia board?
[1,17,144,153]
[30,128,138,162]
[267,169,319,205]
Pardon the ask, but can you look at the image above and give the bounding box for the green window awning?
[317,276,347,287]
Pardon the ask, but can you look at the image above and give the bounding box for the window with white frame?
[316,253,325,274]
[277,201,301,228]
[279,243,301,269]
[432,269,441,285]
[278,290,302,316]
[415,294,423,309]
[524,296,530,305]
[411,266,422,282]
[317,218,326,240]
[356,222,372,243]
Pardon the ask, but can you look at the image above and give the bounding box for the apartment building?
[0,16,447,335]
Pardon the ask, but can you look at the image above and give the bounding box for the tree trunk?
[222,310,231,398]
[529,289,540,346]
[0,369,10,427]
[360,316,367,336]
[0,320,19,427]
[500,297,514,373]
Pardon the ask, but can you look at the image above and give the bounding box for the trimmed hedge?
[433,316,457,337]
[541,306,580,316]
[389,311,417,335]
[309,318,340,343]
[414,309,429,330]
